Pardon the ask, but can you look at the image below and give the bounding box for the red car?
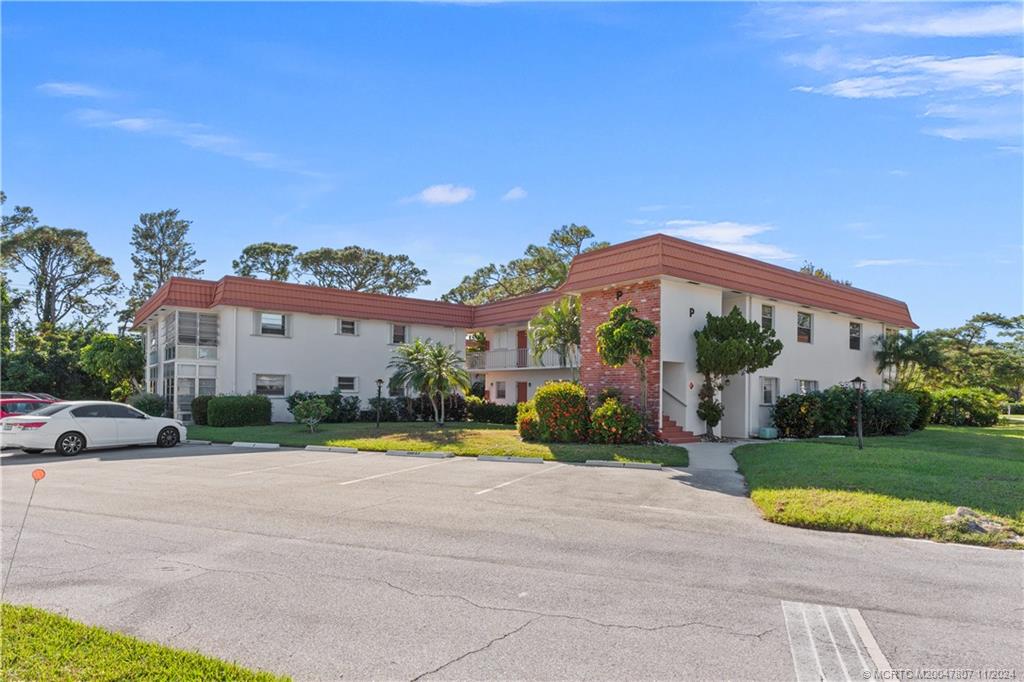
[0,398,55,419]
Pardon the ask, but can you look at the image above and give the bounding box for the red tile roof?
[561,234,917,328]
[133,234,915,330]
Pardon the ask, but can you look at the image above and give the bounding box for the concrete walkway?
[683,440,748,471]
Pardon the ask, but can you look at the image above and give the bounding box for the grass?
[188,421,688,466]
[733,424,1024,547]
[1,603,288,681]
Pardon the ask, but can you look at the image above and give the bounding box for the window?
[798,379,818,395]
[760,377,779,405]
[259,312,287,336]
[198,378,216,396]
[255,374,286,396]
[337,376,358,392]
[495,381,507,400]
[391,324,407,344]
[849,322,862,350]
[797,312,813,343]
[338,319,358,336]
[107,404,146,419]
[32,403,70,416]
[71,404,111,418]
[761,305,774,332]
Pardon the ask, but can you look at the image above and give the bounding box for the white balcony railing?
[466,348,578,371]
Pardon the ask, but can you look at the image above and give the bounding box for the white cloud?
[405,184,475,205]
[655,220,797,261]
[501,186,527,201]
[37,81,108,98]
[859,5,1023,38]
[854,258,917,268]
[758,4,1024,39]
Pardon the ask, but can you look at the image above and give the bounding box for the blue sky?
[3,2,1021,330]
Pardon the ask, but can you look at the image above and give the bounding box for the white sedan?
[0,401,188,456]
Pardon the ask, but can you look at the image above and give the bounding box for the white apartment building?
[133,234,915,439]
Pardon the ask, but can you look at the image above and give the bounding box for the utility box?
[758,426,778,440]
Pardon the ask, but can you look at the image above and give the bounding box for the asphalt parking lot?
[2,443,1021,681]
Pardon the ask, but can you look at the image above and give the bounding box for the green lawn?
[733,424,1024,547]
[1,603,288,681]
[188,421,688,466]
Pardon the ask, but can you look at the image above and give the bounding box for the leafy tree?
[0,191,39,242]
[874,330,944,391]
[693,307,783,436]
[0,275,25,355]
[388,339,471,425]
[79,333,145,401]
[121,209,205,331]
[442,224,608,304]
[800,261,851,287]
[296,246,430,295]
[233,242,298,281]
[292,396,331,433]
[529,296,581,380]
[2,325,111,399]
[929,313,1024,398]
[595,303,658,426]
[4,226,121,325]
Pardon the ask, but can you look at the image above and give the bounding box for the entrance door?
[516,382,528,404]
[516,330,528,367]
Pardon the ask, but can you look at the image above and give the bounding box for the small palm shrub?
[931,388,1003,427]
[516,401,541,441]
[590,398,646,444]
[128,393,166,417]
[532,381,590,442]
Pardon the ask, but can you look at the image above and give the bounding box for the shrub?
[590,398,646,444]
[465,395,518,424]
[286,389,360,422]
[819,386,857,435]
[409,393,467,422]
[772,392,824,439]
[470,380,485,398]
[365,397,399,422]
[190,394,214,425]
[292,396,330,432]
[532,381,589,442]
[207,395,272,427]
[595,386,623,405]
[516,401,541,441]
[1009,402,1024,415]
[902,389,934,431]
[931,387,1003,427]
[128,393,166,417]
[862,391,918,435]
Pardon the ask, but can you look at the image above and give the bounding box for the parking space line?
[848,608,893,675]
[337,458,458,486]
[475,463,566,495]
[783,600,876,682]
[227,454,366,477]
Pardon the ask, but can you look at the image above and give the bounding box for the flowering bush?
[590,398,646,444]
[516,401,541,441]
[532,381,590,442]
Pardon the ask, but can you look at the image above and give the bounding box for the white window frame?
[761,304,774,332]
[390,323,408,345]
[797,311,813,344]
[256,311,289,337]
[255,373,287,396]
[495,381,507,400]
[797,379,819,395]
[337,376,358,393]
[337,319,359,336]
[849,322,862,350]
[759,377,779,406]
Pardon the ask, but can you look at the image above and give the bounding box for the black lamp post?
[851,376,866,450]
[375,378,384,430]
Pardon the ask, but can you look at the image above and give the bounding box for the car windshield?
[29,403,69,416]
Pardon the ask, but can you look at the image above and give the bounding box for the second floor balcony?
[466,348,578,371]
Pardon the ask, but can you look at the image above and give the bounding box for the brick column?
[579,280,661,427]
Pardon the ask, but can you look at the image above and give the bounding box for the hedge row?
[516,381,649,444]
[930,387,1003,427]
[465,396,518,424]
[207,395,272,427]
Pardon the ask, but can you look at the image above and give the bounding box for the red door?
[516,382,528,404]
[516,330,528,367]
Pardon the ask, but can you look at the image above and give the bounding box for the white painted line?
[800,603,826,681]
[818,604,852,682]
[783,601,877,681]
[837,607,871,675]
[781,603,804,682]
[475,463,566,495]
[848,608,892,675]
[337,458,457,486]
[227,457,348,477]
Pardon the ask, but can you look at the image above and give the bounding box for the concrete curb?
[231,441,281,449]
[584,460,662,470]
[185,439,212,445]
[305,445,359,454]
[386,450,453,459]
[478,455,545,464]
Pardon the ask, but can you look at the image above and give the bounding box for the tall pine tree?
[119,209,205,332]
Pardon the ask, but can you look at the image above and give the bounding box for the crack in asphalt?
[409,617,540,681]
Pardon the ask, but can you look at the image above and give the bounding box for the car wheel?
[56,431,86,457]
[21,448,43,454]
[157,427,180,448]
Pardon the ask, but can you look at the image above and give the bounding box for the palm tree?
[529,296,581,380]
[874,330,944,390]
[388,339,471,425]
